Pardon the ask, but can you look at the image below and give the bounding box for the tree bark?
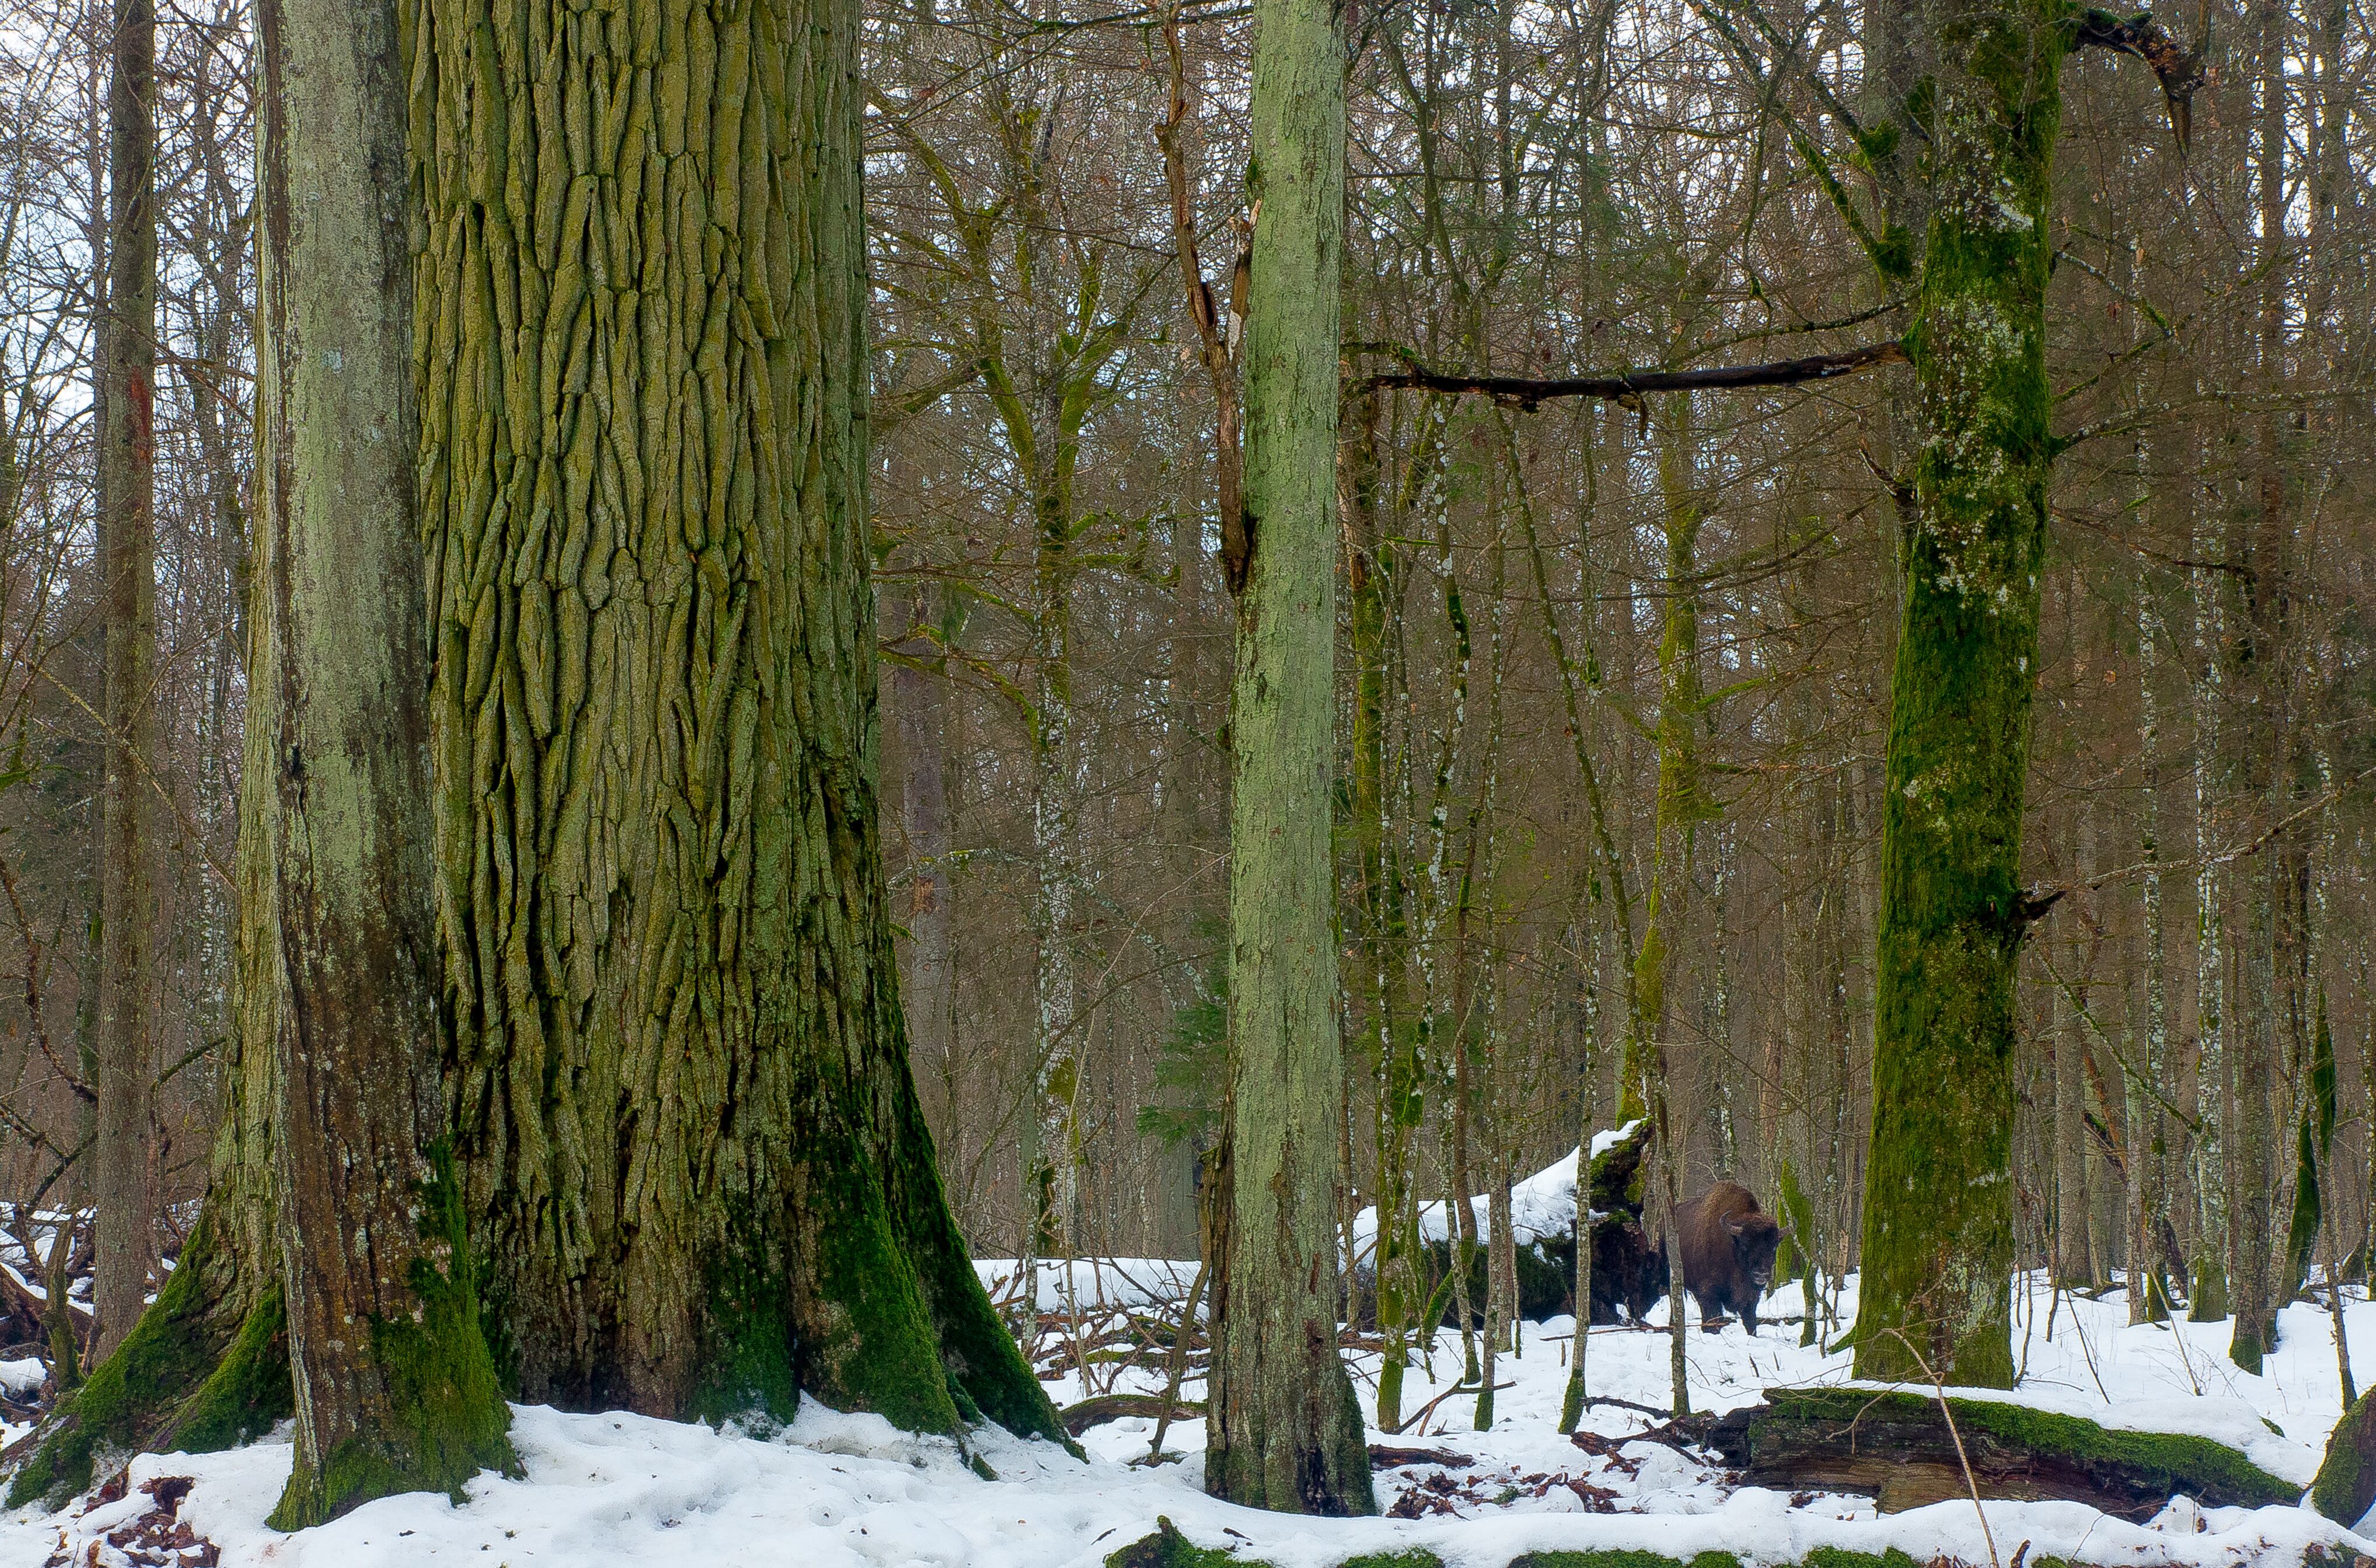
[1203,0,1371,1508]
[889,586,957,1175]
[92,0,162,1364]
[407,0,1060,1438]
[252,0,517,1516]
[1345,393,1422,1433]
[1853,0,2068,1388]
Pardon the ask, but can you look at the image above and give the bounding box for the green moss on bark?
[168,1283,292,1455]
[2311,1391,2376,1526]
[873,994,1070,1445]
[267,1151,518,1529]
[793,1147,966,1438]
[8,1213,289,1509]
[1854,0,2068,1391]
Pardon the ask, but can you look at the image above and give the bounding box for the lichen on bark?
[1202,0,1371,1510]
[1851,0,2068,1389]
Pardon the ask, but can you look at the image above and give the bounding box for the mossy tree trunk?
[1851,0,2068,1389]
[1638,396,1709,1416]
[251,0,516,1518]
[1204,0,1371,1511]
[18,0,1061,1502]
[406,0,1060,1440]
[92,0,161,1366]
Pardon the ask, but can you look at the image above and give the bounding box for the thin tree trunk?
[1558,912,1601,1431]
[2055,976,2092,1287]
[1347,392,1421,1431]
[891,586,958,1178]
[2133,452,2171,1326]
[250,0,515,1512]
[2227,0,2293,1372]
[1203,0,1370,1504]
[2188,456,2230,1322]
[92,0,161,1363]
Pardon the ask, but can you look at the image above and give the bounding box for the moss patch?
[9,1213,283,1510]
[165,1283,292,1454]
[2311,1389,2376,1525]
[267,1147,518,1529]
[1105,1518,1241,1567]
[1510,1553,1745,1568]
[1726,1387,2300,1512]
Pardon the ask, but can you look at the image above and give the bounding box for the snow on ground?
[5,1272,2370,1567]
[7,1153,2376,1568]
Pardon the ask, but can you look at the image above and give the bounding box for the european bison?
[1674,1181,1782,1335]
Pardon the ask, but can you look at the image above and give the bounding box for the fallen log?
[1059,1392,1203,1437]
[1708,1385,2302,1518]
[1368,1444,1473,1469]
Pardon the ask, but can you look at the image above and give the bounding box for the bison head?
[1723,1210,1783,1288]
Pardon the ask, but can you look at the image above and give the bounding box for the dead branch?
[1352,340,1907,410]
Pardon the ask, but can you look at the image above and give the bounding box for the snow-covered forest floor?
[3,1185,2374,1566]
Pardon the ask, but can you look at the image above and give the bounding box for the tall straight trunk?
[891,586,957,1171]
[1558,909,1602,1433]
[1028,580,1079,1266]
[2054,954,2091,1286]
[1346,392,1421,1431]
[2188,452,2230,1321]
[1633,394,1707,1416]
[1852,0,2065,1388]
[1204,0,1370,1508]
[92,0,161,1363]
[251,0,515,1515]
[2133,558,2171,1323]
[407,0,1060,1438]
[2227,0,2294,1372]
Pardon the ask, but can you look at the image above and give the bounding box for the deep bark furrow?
[410,0,1055,1436]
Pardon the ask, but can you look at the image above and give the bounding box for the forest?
[0,0,2370,1552]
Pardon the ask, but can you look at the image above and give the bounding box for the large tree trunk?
[406,0,1059,1439]
[1852,0,2064,1389]
[251,0,515,1518]
[92,0,161,1365]
[15,0,1063,1499]
[1203,0,1370,1510]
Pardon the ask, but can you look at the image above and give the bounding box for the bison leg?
[1695,1290,1726,1333]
